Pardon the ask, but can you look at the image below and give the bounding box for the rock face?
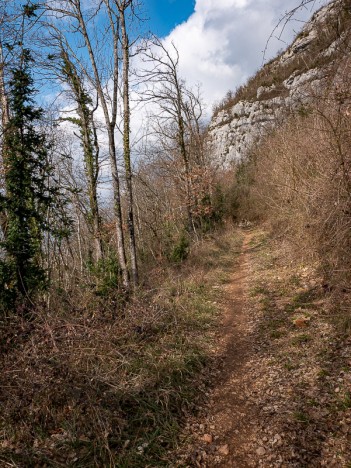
[209,97,286,165]
[207,0,347,165]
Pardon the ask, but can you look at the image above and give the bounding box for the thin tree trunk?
[61,48,104,263]
[0,41,9,128]
[76,209,84,274]
[91,120,104,262]
[108,127,129,288]
[78,106,104,263]
[76,1,130,289]
[120,7,138,287]
[0,40,9,239]
[79,105,104,263]
[177,97,193,233]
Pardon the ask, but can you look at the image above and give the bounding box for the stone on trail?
[256,446,266,456]
[202,434,213,444]
[218,444,229,455]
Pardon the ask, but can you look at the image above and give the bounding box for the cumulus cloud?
[163,0,325,110]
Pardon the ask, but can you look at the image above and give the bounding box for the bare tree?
[59,48,104,263]
[140,36,206,234]
[263,0,327,62]
[45,0,132,288]
[0,2,13,240]
[118,0,139,286]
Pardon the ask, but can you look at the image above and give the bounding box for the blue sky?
[37,0,325,111]
[144,0,195,37]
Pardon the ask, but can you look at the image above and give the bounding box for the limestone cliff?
[207,0,350,164]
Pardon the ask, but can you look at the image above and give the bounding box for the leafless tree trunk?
[119,0,139,286]
[76,0,129,288]
[60,48,104,263]
[0,39,10,240]
[45,0,130,289]
[140,37,206,234]
[0,41,9,131]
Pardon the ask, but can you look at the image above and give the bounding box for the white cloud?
[162,0,326,112]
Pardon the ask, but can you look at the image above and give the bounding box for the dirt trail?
[176,228,351,467]
[180,230,259,467]
[207,230,257,467]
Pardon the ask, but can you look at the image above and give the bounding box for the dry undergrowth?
[0,229,242,467]
[170,228,351,467]
[246,230,351,467]
[233,47,351,296]
[2,226,350,467]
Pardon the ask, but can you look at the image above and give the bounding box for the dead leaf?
[293,316,311,327]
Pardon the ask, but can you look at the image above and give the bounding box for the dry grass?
[0,229,241,467]
[245,230,351,466]
[232,51,351,294]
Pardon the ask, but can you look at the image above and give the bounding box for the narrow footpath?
[202,231,258,466]
[175,229,351,467]
[211,232,256,467]
[176,230,260,466]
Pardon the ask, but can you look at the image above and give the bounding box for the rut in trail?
[184,231,260,467]
[207,231,258,467]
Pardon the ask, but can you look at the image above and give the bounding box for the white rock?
[256,446,266,456]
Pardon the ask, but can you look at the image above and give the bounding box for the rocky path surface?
[201,231,258,466]
[175,229,351,467]
[175,230,260,466]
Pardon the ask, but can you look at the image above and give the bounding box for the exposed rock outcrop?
[207,0,349,165]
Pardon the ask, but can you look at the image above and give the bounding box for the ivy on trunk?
[0,50,60,311]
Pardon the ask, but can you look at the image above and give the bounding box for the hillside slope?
[207,0,351,164]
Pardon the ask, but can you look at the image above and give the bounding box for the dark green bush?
[169,234,189,263]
